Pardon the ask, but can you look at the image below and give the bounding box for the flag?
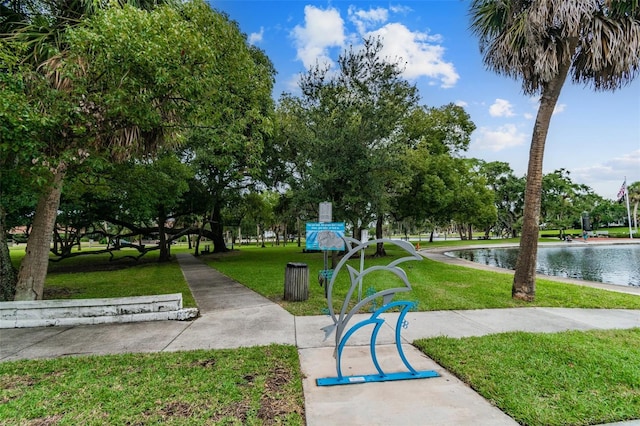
[617,180,627,202]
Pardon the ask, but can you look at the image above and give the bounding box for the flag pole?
[625,184,633,239]
[618,178,633,239]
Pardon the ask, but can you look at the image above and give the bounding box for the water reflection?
[446,245,640,287]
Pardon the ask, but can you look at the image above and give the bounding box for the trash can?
[284,262,309,301]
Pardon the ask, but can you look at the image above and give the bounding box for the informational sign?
[306,222,345,251]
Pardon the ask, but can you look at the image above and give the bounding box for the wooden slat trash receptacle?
[284,262,309,301]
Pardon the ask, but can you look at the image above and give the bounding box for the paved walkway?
[1,253,639,425]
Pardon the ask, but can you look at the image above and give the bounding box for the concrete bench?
[0,293,198,328]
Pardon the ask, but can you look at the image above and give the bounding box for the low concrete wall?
[0,293,199,328]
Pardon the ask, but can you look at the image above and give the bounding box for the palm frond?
[469,0,640,94]
[573,14,640,90]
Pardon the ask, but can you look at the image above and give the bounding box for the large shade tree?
[0,54,47,300]
[470,0,640,301]
[540,169,599,238]
[453,160,498,240]
[100,155,193,261]
[279,37,420,253]
[2,0,180,300]
[478,161,525,238]
[392,104,479,238]
[4,0,259,300]
[183,43,275,254]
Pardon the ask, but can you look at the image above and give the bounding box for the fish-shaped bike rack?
[316,237,439,386]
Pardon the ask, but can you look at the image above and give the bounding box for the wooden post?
[284,262,309,301]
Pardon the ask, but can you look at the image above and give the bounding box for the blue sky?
[210,0,640,199]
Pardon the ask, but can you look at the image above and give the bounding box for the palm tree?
[469,0,640,301]
[628,181,640,232]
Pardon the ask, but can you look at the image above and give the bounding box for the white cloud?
[567,150,640,198]
[472,124,528,152]
[613,149,640,169]
[367,23,458,88]
[289,6,458,88]
[348,6,388,35]
[553,103,567,115]
[572,150,640,181]
[455,100,468,107]
[291,6,345,69]
[284,73,302,94]
[389,5,412,15]
[489,99,515,117]
[523,112,534,120]
[248,27,264,45]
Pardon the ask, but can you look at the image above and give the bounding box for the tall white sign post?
[319,202,332,223]
[319,202,332,296]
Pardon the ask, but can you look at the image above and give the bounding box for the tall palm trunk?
[14,168,66,300]
[0,204,17,301]
[512,61,571,301]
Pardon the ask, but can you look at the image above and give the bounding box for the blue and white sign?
[306,222,345,251]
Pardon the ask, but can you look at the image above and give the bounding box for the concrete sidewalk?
[1,253,639,425]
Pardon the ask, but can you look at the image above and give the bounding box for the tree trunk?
[457,225,465,240]
[513,65,570,302]
[210,203,228,253]
[0,204,17,301]
[282,224,286,247]
[374,216,386,257]
[15,168,66,300]
[194,215,205,255]
[158,206,171,262]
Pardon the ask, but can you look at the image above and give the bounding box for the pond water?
[445,244,640,287]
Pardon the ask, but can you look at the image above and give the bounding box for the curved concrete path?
[1,253,639,425]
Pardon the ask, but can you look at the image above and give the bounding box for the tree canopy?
[3,0,637,304]
[278,38,421,242]
[1,0,275,300]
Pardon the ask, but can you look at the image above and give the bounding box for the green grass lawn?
[414,328,640,426]
[203,243,640,316]
[0,344,304,425]
[4,240,640,425]
[9,245,197,307]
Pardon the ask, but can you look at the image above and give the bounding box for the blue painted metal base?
[316,370,439,386]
